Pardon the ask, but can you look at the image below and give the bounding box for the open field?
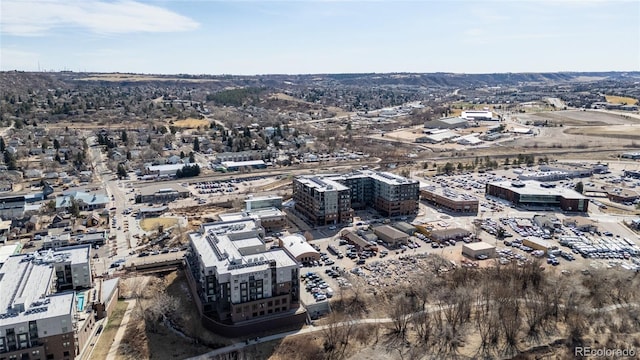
[564,125,640,140]
[91,300,129,360]
[171,118,210,128]
[606,95,639,105]
[139,217,179,232]
[76,74,218,83]
[524,109,638,126]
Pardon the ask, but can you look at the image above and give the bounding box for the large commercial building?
[185,219,302,328]
[486,180,589,212]
[461,110,493,121]
[293,171,419,226]
[135,184,190,204]
[420,184,479,214]
[0,245,94,360]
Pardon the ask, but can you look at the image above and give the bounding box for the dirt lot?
[139,217,179,232]
[172,118,210,128]
[606,95,639,105]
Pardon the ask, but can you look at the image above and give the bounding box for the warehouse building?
[420,184,479,214]
[429,228,472,242]
[373,225,409,248]
[486,180,589,212]
[461,110,493,121]
[221,160,267,171]
[391,222,417,235]
[424,117,468,129]
[563,217,598,232]
[279,234,320,264]
[462,242,496,259]
[523,238,553,253]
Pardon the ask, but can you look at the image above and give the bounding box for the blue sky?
[1,0,638,74]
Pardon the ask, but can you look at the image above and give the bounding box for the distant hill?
[1,70,639,95]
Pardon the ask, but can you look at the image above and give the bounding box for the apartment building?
[293,177,353,226]
[293,171,419,225]
[0,245,93,360]
[185,219,301,327]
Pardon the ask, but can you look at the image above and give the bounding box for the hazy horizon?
[2,0,638,75]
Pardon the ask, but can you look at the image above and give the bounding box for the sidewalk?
[105,300,135,360]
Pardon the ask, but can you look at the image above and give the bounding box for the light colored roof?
[280,234,318,259]
[219,208,284,222]
[463,242,495,251]
[0,243,21,264]
[374,225,408,240]
[439,117,468,125]
[101,278,119,304]
[524,237,553,248]
[0,220,11,230]
[138,183,189,196]
[54,245,90,265]
[0,255,75,327]
[222,160,266,168]
[489,180,588,199]
[139,206,169,213]
[147,164,186,172]
[190,219,295,276]
[296,176,349,192]
[420,183,478,202]
[422,130,458,142]
[56,190,109,208]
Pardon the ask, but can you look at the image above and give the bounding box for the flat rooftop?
[138,183,189,196]
[420,183,478,202]
[219,208,284,222]
[489,180,588,199]
[189,219,297,275]
[296,176,349,192]
[464,242,495,251]
[0,255,75,326]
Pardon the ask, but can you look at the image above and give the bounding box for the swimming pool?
[77,293,85,312]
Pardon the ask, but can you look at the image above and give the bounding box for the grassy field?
[91,300,129,360]
[605,95,639,105]
[140,218,179,232]
[171,118,210,128]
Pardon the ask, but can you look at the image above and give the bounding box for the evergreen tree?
[193,137,200,152]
